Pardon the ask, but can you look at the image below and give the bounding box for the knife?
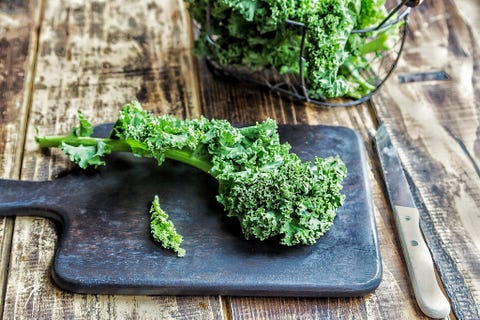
[375,124,450,319]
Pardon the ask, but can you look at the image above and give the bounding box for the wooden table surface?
[1,0,479,319]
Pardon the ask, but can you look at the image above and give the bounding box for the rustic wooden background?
[1,0,479,319]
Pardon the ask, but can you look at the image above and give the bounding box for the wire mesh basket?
[191,0,422,107]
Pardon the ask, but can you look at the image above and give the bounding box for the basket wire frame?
[203,0,414,107]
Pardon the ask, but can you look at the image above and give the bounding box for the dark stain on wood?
[0,21,30,124]
[90,2,105,39]
[426,83,447,107]
[72,6,86,27]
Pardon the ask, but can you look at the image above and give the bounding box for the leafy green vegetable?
[36,101,347,247]
[150,195,186,257]
[186,0,399,99]
[57,111,112,168]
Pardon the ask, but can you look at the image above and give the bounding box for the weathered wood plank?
[2,0,222,319]
[373,0,480,318]
[195,53,428,318]
[0,0,40,316]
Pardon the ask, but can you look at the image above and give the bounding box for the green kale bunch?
[186,0,396,99]
[36,101,347,250]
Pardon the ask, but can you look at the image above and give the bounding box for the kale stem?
[35,135,131,151]
[35,135,213,175]
[163,149,213,174]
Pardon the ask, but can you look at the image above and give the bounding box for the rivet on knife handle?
[394,205,450,318]
[375,124,450,319]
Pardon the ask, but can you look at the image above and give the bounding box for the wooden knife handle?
[394,205,450,319]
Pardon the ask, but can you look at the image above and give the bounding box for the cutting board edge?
[50,262,383,297]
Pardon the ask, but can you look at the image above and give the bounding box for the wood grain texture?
[1,0,478,318]
[0,0,40,316]
[0,0,33,179]
[373,0,480,318]
[2,0,222,319]
[196,55,428,318]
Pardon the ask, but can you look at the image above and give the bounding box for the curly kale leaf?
[60,140,111,169]
[297,0,357,99]
[59,111,112,168]
[218,154,346,246]
[150,195,186,257]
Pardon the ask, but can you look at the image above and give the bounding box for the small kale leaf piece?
[150,195,186,257]
[72,110,94,137]
[60,140,111,169]
[57,110,111,169]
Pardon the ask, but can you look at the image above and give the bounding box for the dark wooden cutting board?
[0,124,381,297]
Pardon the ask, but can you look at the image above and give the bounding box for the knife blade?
[375,124,450,319]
